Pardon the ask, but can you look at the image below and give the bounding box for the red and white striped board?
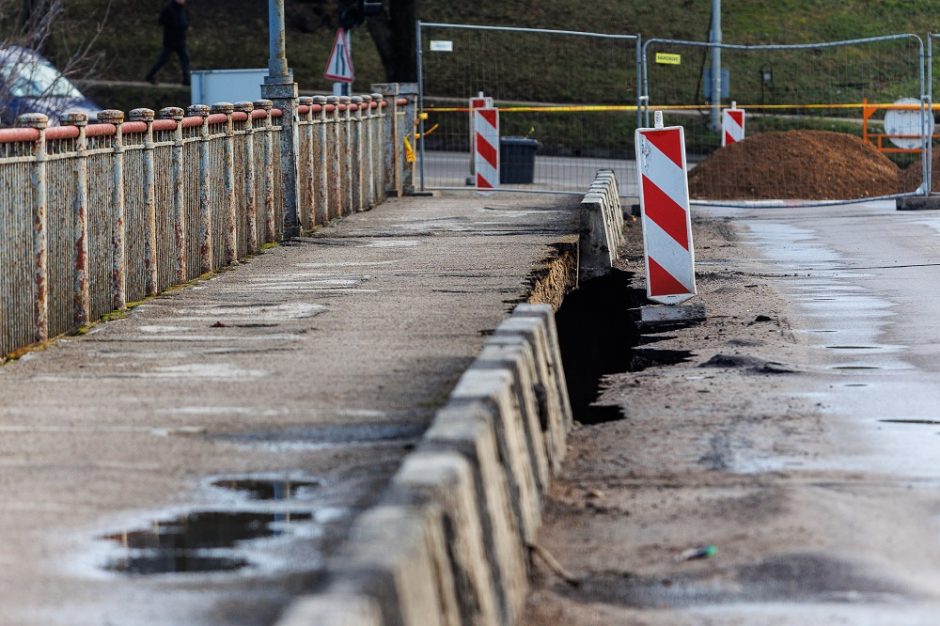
[474,107,499,190]
[635,122,696,304]
[721,104,745,146]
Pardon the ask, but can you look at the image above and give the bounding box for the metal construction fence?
[0,91,416,357]
[418,23,937,205]
[642,34,928,205]
[417,22,641,197]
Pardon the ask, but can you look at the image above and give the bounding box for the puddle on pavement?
[832,365,881,371]
[826,345,879,350]
[555,270,691,425]
[211,479,321,500]
[101,479,323,576]
[879,419,940,425]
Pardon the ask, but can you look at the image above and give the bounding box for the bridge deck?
[0,193,577,626]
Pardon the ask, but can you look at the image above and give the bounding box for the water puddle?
[879,419,940,425]
[100,478,325,576]
[832,365,881,371]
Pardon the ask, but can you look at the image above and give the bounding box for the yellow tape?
[423,102,938,114]
[403,136,416,163]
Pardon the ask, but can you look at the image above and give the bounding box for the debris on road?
[674,544,718,562]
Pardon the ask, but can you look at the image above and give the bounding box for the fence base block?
[897,196,940,211]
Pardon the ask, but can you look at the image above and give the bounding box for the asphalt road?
[420,150,640,197]
[0,192,577,626]
[525,199,940,625]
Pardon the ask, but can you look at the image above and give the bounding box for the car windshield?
[0,59,82,99]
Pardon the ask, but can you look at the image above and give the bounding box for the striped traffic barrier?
[634,111,696,304]
[474,107,499,190]
[722,101,745,146]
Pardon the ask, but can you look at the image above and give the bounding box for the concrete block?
[331,503,460,626]
[476,342,551,493]
[452,368,541,544]
[897,195,940,210]
[276,592,383,626]
[512,304,574,437]
[393,451,501,626]
[425,402,528,625]
[639,302,706,329]
[491,317,569,470]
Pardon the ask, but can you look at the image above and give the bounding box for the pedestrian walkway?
[0,193,577,626]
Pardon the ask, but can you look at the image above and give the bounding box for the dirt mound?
[688,130,901,200]
[900,151,937,192]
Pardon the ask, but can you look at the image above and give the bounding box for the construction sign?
[635,118,696,304]
[722,103,745,146]
[324,28,355,83]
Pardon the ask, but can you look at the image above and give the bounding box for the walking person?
[145,0,191,86]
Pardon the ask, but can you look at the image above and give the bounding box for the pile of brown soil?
[688,130,901,200]
[900,151,938,193]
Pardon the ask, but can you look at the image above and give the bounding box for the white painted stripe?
[476,158,499,186]
[638,134,689,215]
[643,216,694,292]
[475,110,499,135]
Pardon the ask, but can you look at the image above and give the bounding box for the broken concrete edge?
[274,303,573,626]
[579,169,625,283]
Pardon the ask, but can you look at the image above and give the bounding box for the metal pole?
[263,0,300,239]
[710,0,722,131]
[635,35,642,130]
[416,19,426,192]
[927,35,933,196]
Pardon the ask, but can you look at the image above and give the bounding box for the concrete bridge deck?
[0,193,577,626]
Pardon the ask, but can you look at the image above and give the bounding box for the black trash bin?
[499,137,539,184]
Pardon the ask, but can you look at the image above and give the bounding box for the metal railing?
[0,90,416,358]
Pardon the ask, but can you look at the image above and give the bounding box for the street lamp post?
[263,0,301,238]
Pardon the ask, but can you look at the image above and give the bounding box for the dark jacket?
[159,2,189,47]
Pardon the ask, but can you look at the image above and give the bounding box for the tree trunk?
[366,0,417,83]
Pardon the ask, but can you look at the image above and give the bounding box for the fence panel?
[46,140,78,337]
[0,153,34,354]
[418,22,640,197]
[643,35,926,204]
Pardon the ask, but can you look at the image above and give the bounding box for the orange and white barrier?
[474,107,499,190]
[635,111,696,304]
[721,101,745,146]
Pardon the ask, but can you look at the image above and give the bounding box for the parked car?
[0,46,98,127]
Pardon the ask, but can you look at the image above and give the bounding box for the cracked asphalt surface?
[525,201,940,625]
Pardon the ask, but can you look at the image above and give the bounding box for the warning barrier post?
[635,110,697,305]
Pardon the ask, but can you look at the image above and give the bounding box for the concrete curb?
[276,175,624,626]
[579,169,625,282]
[275,304,572,626]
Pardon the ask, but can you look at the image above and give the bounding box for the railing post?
[130,108,159,296]
[254,99,276,244]
[327,95,343,220]
[351,95,364,212]
[340,95,353,215]
[372,83,402,197]
[361,94,374,209]
[371,92,387,203]
[18,113,49,343]
[262,0,301,239]
[211,102,238,265]
[97,109,127,311]
[234,102,258,253]
[63,111,90,326]
[187,104,213,273]
[159,107,186,282]
[313,95,329,225]
[398,84,419,195]
[299,95,315,230]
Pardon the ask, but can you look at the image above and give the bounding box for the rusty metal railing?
[0,89,414,358]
